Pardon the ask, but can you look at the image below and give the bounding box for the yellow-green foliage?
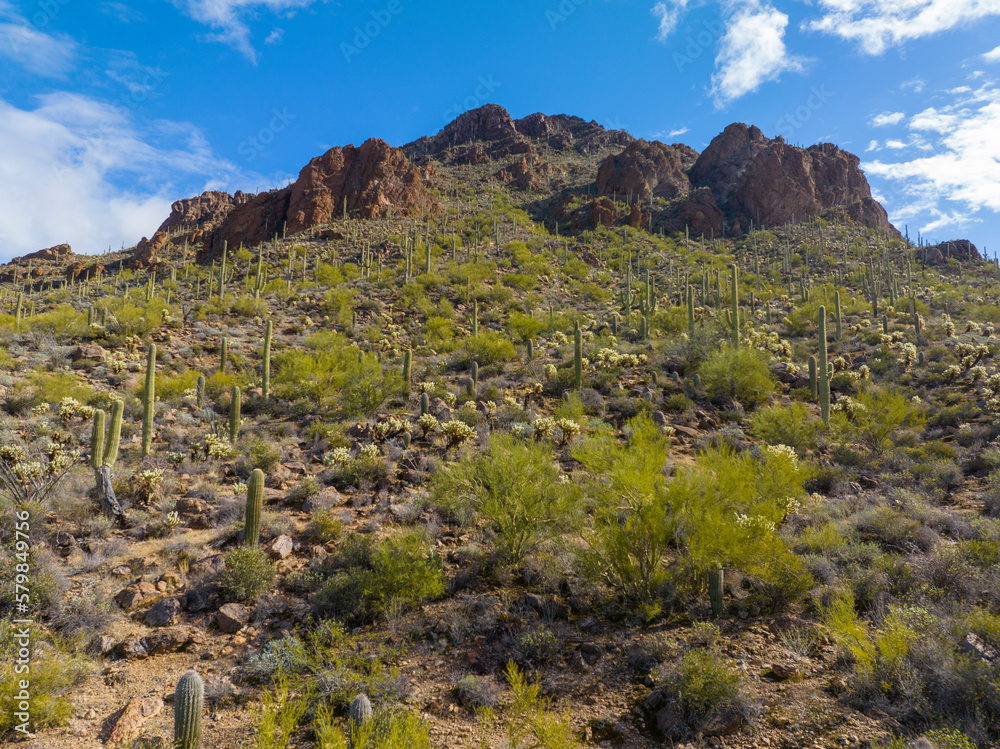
[572,414,674,602]
[434,434,573,566]
[821,592,924,681]
[506,312,546,343]
[666,443,808,588]
[749,401,823,454]
[831,385,926,455]
[156,369,202,401]
[273,331,401,416]
[0,620,89,737]
[783,290,867,336]
[494,662,583,749]
[19,371,95,406]
[24,305,88,338]
[676,649,741,717]
[105,296,169,337]
[461,330,516,366]
[697,346,775,408]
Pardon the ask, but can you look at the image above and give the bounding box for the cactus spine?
[174,670,204,749]
[818,306,830,426]
[729,264,739,349]
[245,468,264,548]
[229,387,241,444]
[262,320,273,400]
[142,343,156,458]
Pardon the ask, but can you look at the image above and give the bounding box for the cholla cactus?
[900,343,918,368]
[133,469,164,504]
[323,447,352,467]
[555,418,581,445]
[544,364,558,380]
[440,420,475,449]
[416,413,439,439]
[944,320,956,337]
[944,364,963,382]
[204,434,239,460]
[357,443,381,461]
[833,396,865,419]
[971,365,988,382]
[59,397,95,423]
[533,417,556,441]
[373,415,406,441]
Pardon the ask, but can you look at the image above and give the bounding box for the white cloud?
[171,0,321,61]
[652,0,693,40]
[0,92,265,262]
[806,0,1000,55]
[669,126,689,137]
[885,139,907,149]
[865,82,1000,237]
[867,140,881,151]
[872,111,905,127]
[984,45,1000,62]
[264,28,284,44]
[0,21,77,77]
[711,0,806,106]
[101,2,147,23]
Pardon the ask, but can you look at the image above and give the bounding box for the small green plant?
[220,546,275,602]
[433,434,573,566]
[697,346,774,408]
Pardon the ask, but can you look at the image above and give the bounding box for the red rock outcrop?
[923,239,981,264]
[596,140,698,202]
[15,243,72,264]
[690,123,894,233]
[200,138,434,261]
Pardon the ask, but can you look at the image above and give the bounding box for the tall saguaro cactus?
[402,350,411,397]
[818,306,830,426]
[573,326,583,390]
[729,264,739,349]
[834,290,843,340]
[687,284,695,338]
[245,468,264,548]
[229,387,241,444]
[174,670,204,749]
[142,343,156,458]
[262,319,273,400]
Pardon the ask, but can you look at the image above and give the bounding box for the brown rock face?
[16,243,72,263]
[690,123,893,233]
[923,239,981,263]
[201,138,433,261]
[596,140,698,203]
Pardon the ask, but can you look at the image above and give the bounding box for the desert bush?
[220,546,276,603]
[317,530,444,625]
[749,401,822,454]
[458,330,517,367]
[433,434,573,566]
[697,346,774,408]
[831,386,925,455]
[572,414,674,605]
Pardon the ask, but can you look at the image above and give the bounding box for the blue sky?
[1,0,999,262]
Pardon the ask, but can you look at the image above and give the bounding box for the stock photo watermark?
[239,107,296,162]
[9,508,33,735]
[546,0,590,31]
[442,75,501,122]
[341,0,404,64]
[775,85,835,140]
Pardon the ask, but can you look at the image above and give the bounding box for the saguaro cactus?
[709,565,724,618]
[229,387,241,444]
[808,356,817,399]
[196,374,206,409]
[687,284,695,338]
[834,290,843,340]
[729,264,739,349]
[472,300,479,338]
[574,327,583,390]
[402,350,411,396]
[419,392,430,417]
[220,336,228,374]
[142,343,156,458]
[174,670,204,749]
[818,306,830,426]
[245,468,264,548]
[262,320,273,400]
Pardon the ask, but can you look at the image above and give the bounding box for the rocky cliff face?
[690,123,892,234]
[200,138,434,261]
[596,140,698,203]
[592,123,892,237]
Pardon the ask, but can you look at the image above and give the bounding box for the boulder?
[216,603,251,634]
[101,695,163,745]
[143,597,184,627]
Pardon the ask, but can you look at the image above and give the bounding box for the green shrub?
[697,346,774,408]
[572,414,674,604]
[220,546,275,602]
[317,531,444,625]
[459,330,516,367]
[749,402,822,454]
[674,649,742,718]
[433,434,574,566]
[831,386,925,455]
